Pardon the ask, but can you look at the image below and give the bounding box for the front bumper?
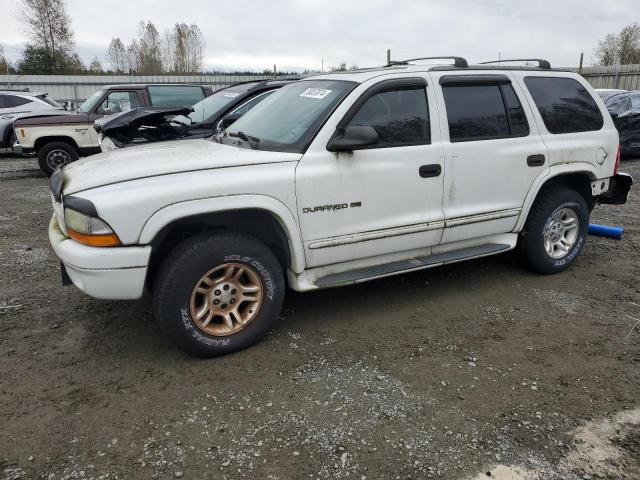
[49,215,151,300]
[599,172,633,205]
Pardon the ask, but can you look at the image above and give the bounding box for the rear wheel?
[37,141,78,176]
[519,187,589,274]
[153,232,285,357]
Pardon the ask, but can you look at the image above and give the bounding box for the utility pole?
[578,52,584,73]
[321,59,324,72]
[386,48,391,66]
[273,64,277,79]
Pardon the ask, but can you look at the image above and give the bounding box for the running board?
[315,243,511,287]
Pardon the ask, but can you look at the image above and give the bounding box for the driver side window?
[346,86,431,148]
[96,91,139,115]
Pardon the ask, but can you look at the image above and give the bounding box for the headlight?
[64,208,121,247]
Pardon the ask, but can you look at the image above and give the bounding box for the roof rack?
[478,58,551,69]
[387,56,468,68]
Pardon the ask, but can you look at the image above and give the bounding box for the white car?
[0,91,64,149]
[48,56,633,357]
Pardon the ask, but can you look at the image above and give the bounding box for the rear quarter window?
[524,77,603,134]
[148,86,205,107]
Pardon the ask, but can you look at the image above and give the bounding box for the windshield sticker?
[299,88,332,99]
[223,92,240,98]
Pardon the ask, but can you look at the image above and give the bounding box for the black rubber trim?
[63,195,99,217]
[50,169,64,202]
[439,74,511,86]
[336,77,428,129]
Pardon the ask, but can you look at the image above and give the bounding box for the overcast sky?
[0,0,637,71]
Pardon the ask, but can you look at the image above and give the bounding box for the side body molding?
[138,195,307,274]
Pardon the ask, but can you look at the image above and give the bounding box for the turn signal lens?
[67,229,121,247]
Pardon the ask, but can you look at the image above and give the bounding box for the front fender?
[138,194,306,274]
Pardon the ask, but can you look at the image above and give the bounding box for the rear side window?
[346,86,430,148]
[148,86,204,107]
[5,95,33,107]
[524,77,603,134]
[443,84,528,142]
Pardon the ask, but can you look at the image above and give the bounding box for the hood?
[62,139,302,194]
[15,111,89,127]
[94,106,193,135]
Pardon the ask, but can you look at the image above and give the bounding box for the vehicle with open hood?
[93,79,301,151]
[48,56,632,357]
[13,83,214,175]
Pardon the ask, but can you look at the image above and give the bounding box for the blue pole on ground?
[588,223,624,239]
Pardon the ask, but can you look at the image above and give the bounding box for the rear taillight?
[614,145,621,175]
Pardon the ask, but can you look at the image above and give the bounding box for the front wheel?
[519,187,589,274]
[153,232,285,357]
[37,141,78,176]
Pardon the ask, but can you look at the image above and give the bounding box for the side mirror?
[220,114,240,129]
[327,125,378,152]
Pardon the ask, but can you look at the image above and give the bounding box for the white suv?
[48,57,633,357]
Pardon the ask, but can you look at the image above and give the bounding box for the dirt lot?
[1,155,639,480]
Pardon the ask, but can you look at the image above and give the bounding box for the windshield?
[224,80,356,153]
[77,90,105,113]
[189,83,259,124]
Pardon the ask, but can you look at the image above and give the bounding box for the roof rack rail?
[478,58,551,69]
[387,56,468,68]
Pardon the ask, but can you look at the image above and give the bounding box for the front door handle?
[527,154,545,167]
[419,164,442,178]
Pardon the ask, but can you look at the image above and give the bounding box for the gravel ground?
[0,154,639,480]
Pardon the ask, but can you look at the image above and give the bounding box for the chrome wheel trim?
[543,207,579,259]
[46,149,72,170]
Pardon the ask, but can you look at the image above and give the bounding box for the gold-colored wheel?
[189,263,264,336]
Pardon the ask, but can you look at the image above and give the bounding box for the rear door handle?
[419,164,442,178]
[527,154,545,167]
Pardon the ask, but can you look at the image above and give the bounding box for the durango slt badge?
[303,202,362,213]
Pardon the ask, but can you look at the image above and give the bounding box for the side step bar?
[315,243,511,288]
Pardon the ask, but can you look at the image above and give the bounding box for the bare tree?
[126,40,139,73]
[0,44,10,74]
[618,23,640,64]
[594,23,640,66]
[108,38,128,72]
[19,0,74,69]
[165,22,205,73]
[134,21,163,74]
[88,57,103,73]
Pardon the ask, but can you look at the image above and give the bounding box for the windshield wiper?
[228,131,261,148]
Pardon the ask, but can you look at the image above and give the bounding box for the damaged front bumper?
[598,172,633,205]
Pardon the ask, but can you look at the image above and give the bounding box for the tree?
[594,23,640,66]
[0,44,10,74]
[134,21,163,74]
[330,62,347,72]
[88,57,103,73]
[19,0,75,71]
[108,38,128,72]
[16,44,79,73]
[163,22,205,73]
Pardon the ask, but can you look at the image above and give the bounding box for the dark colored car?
[604,91,640,157]
[94,78,301,150]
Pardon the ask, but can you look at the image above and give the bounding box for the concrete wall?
[0,74,273,102]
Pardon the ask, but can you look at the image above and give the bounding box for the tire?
[519,187,589,274]
[37,141,79,176]
[153,232,285,357]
